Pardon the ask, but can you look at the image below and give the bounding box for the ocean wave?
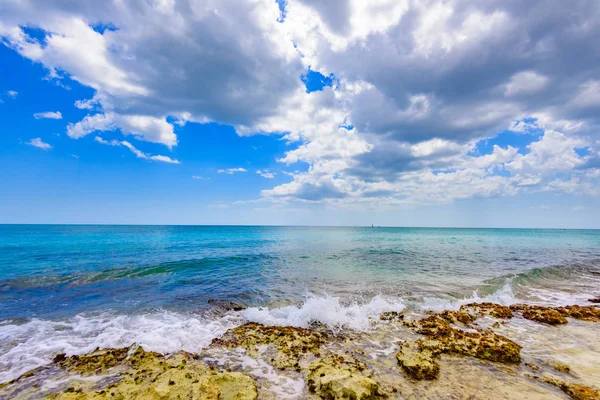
[0,254,279,290]
[1,262,598,384]
[242,293,406,332]
[0,311,243,384]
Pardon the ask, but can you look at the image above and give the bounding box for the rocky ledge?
[397,315,521,380]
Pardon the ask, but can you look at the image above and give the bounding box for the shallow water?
[1,225,599,395]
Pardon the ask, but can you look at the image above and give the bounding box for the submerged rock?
[535,376,600,400]
[547,360,572,375]
[211,322,328,370]
[510,305,568,325]
[397,315,521,380]
[207,299,247,312]
[306,354,386,399]
[460,302,513,319]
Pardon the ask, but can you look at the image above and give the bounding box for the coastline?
[2,301,599,399]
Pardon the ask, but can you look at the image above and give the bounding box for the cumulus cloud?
[6,90,18,98]
[27,137,52,150]
[2,0,600,206]
[0,0,303,147]
[218,168,247,174]
[68,113,177,148]
[94,136,180,164]
[34,111,62,120]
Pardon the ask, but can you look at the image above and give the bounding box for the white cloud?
[94,136,179,164]
[6,90,18,98]
[0,0,302,148]
[34,111,62,120]
[503,71,549,97]
[217,168,247,174]
[192,176,209,180]
[68,113,177,147]
[256,169,276,179]
[27,138,52,150]
[3,0,600,207]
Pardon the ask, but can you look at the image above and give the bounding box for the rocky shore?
[1,303,599,399]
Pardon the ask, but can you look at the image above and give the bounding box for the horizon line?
[0,223,597,230]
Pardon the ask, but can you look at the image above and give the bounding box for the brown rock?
[537,376,600,400]
[460,302,513,319]
[211,322,327,370]
[306,354,386,399]
[396,342,439,380]
[396,315,521,380]
[510,305,568,325]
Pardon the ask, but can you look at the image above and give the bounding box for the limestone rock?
[460,302,513,319]
[510,305,568,325]
[211,322,327,370]
[306,354,386,399]
[396,342,439,380]
[536,376,600,400]
[44,347,258,400]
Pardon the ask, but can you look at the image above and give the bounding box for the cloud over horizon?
[1,0,599,210]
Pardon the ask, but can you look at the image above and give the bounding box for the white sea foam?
[242,293,405,332]
[0,311,242,383]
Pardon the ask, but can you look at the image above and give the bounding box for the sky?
[0,0,599,228]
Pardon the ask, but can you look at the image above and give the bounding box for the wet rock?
[396,315,521,380]
[536,376,600,400]
[525,362,540,371]
[460,302,513,319]
[207,299,246,312]
[52,347,130,376]
[547,360,572,375]
[588,298,600,304]
[45,347,258,400]
[437,310,477,325]
[380,311,404,321]
[555,305,600,322]
[211,322,328,370]
[306,354,386,399]
[416,316,521,363]
[396,342,439,380]
[510,305,568,325]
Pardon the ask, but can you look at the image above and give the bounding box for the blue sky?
[1,0,599,227]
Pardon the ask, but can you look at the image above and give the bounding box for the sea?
[1,225,599,388]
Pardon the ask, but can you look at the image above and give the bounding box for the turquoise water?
[1,225,600,319]
[1,225,599,382]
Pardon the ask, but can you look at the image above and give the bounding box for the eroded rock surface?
[535,376,600,400]
[510,304,600,325]
[211,322,328,370]
[460,302,513,319]
[43,347,258,399]
[306,354,386,399]
[397,315,521,380]
[396,341,440,380]
[510,305,568,325]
